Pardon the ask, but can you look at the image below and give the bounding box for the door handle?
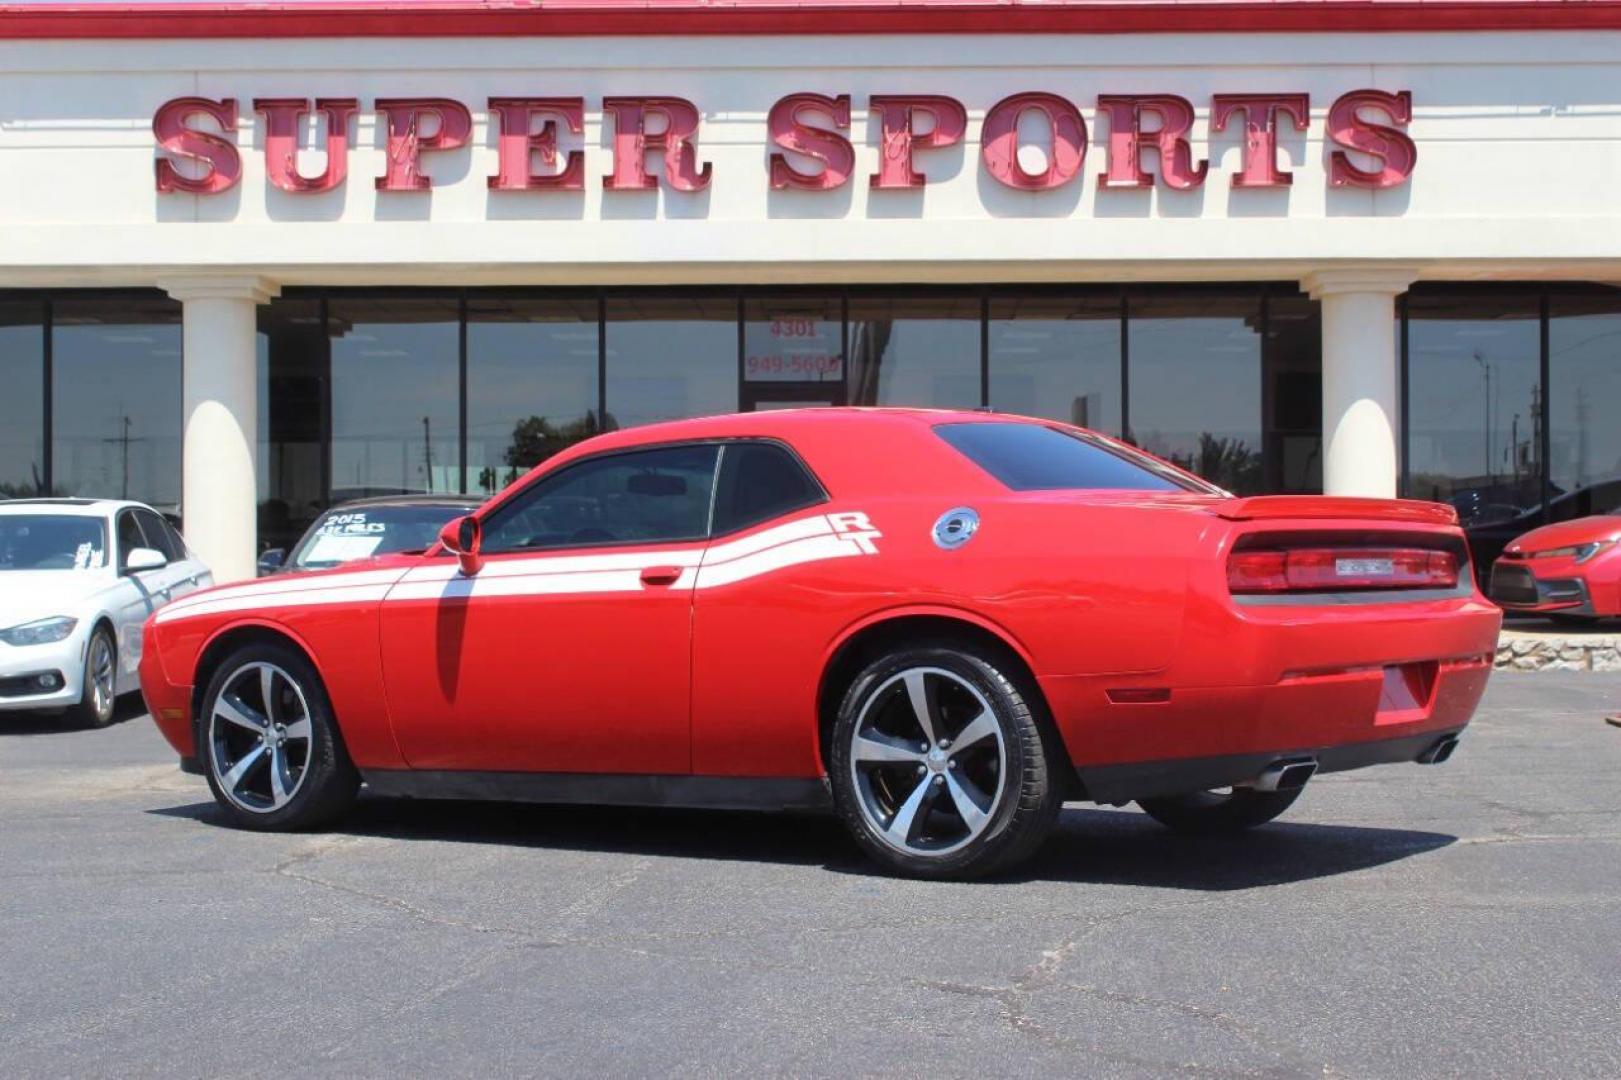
[640,565,684,587]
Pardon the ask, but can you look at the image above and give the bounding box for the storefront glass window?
[51,295,182,510]
[847,296,980,408]
[987,294,1121,434]
[1405,292,1542,524]
[1548,295,1621,520]
[741,296,844,409]
[0,300,45,497]
[257,298,327,552]
[467,296,601,496]
[1264,292,1324,494]
[1127,291,1264,494]
[328,295,460,501]
[605,296,736,429]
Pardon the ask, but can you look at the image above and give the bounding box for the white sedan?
[0,499,211,727]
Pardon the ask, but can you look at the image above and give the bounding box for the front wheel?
[1136,786,1303,834]
[200,642,358,831]
[829,645,1063,879]
[65,626,118,729]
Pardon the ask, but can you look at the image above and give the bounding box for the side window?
[712,442,826,535]
[164,520,192,561]
[135,509,182,561]
[481,444,721,554]
[115,511,145,569]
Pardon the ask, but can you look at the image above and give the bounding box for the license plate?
[1336,557,1394,577]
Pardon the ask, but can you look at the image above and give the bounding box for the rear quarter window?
[935,421,1196,492]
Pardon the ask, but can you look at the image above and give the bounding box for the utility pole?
[422,415,433,493]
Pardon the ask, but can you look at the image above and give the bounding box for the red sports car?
[141,409,1500,877]
[1489,513,1621,624]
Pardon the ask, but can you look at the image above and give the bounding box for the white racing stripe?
[155,512,883,622]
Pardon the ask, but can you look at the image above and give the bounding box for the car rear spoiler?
[1212,496,1459,527]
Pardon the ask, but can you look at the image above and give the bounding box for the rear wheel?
[829,645,1062,879]
[65,626,118,729]
[200,643,358,831]
[1137,786,1303,834]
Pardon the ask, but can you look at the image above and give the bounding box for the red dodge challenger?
[141,409,1501,877]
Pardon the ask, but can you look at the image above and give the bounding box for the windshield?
[0,514,110,571]
[290,504,471,571]
[935,422,1210,493]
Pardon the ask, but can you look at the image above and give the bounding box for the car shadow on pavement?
[0,693,148,736]
[150,795,1455,890]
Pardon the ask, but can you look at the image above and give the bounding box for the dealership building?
[2,0,1621,581]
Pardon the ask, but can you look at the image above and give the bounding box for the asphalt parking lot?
[3,676,1619,1079]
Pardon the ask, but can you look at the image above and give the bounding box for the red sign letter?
[153,97,240,194]
[980,92,1086,191]
[602,97,712,192]
[1210,93,1309,188]
[374,98,472,191]
[1096,94,1207,191]
[868,95,967,189]
[1328,90,1417,189]
[487,97,585,191]
[768,93,854,191]
[253,98,357,194]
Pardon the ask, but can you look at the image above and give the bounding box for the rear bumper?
[1078,728,1463,803]
[1040,593,1499,781]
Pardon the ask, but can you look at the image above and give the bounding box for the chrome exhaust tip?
[1254,758,1318,792]
[1417,735,1460,765]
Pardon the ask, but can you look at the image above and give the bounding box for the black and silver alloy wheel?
[199,642,359,831]
[830,644,1063,879]
[849,667,1006,857]
[208,662,314,813]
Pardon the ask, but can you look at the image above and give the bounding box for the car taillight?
[1228,547,1459,594]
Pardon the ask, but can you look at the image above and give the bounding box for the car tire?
[65,625,118,729]
[1136,786,1304,834]
[829,643,1063,879]
[199,642,359,831]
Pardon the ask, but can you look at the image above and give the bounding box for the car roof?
[319,494,482,511]
[0,497,155,517]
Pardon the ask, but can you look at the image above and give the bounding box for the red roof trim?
[5,2,1621,40]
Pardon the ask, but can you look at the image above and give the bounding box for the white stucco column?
[159,275,279,584]
[1303,268,1418,499]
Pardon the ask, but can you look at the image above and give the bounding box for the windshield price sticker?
[315,513,385,537]
[1336,557,1395,577]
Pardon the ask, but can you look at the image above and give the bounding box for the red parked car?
[1489,512,1621,624]
[141,409,1500,878]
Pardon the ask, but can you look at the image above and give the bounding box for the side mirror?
[438,514,484,576]
[125,547,167,573]
[257,548,286,576]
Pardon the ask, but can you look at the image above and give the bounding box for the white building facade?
[2,1,1620,581]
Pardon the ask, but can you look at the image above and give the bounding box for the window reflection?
[847,296,980,407]
[0,301,45,497]
[1548,296,1621,519]
[1265,293,1323,494]
[467,296,601,496]
[51,295,182,510]
[988,294,1121,433]
[328,296,459,501]
[742,296,844,408]
[1128,292,1264,494]
[1405,292,1542,523]
[257,298,326,552]
[605,296,736,428]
